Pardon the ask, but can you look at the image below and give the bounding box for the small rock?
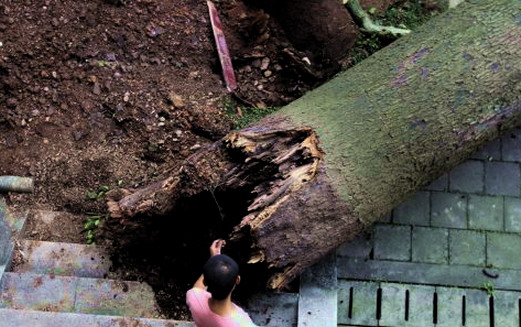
[73,130,84,141]
[159,116,166,122]
[175,130,182,137]
[106,53,117,62]
[263,70,272,77]
[190,144,201,150]
[260,57,270,70]
[123,91,130,102]
[257,85,264,91]
[93,82,101,95]
[243,65,252,73]
[158,122,165,127]
[168,93,185,108]
[6,98,17,108]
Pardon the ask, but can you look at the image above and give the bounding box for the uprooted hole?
[105,181,277,319]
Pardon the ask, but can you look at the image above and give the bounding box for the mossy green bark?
[277,0,521,226]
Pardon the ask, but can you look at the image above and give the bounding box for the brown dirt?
[0,0,437,321]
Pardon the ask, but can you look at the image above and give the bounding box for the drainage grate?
[338,280,521,326]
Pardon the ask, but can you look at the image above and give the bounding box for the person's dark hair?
[203,254,239,300]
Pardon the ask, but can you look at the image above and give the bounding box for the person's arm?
[192,239,226,289]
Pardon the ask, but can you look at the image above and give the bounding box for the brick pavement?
[337,129,521,326]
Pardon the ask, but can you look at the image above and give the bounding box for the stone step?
[0,272,160,318]
[0,196,27,235]
[13,239,111,278]
[0,308,194,327]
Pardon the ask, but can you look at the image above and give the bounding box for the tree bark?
[107,0,521,290]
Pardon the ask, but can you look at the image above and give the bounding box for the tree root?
[344,0,411,36]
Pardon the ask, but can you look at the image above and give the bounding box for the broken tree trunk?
[107,0,521,290]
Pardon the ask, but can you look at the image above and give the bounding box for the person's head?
[203,254,240,300]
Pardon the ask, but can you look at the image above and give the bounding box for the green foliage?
[83,213,104,245]
[482,282,496,296]
[223,97,279,129]
[86,181,124,201]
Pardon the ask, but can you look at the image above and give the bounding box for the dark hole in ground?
[106,185,283,320]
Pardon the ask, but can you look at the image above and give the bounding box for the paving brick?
[337,257,521,291]
[424,174,448,191]
[337,280,378,326]
[431,193,467,228]
[494,290,521,327]
[471,138,501,161]
[298,253,337,327]
[449,160,484,193]
[468,195,503,231]
[393,191,430,226]
[485,162,521,196]
[464,289,490,327]
[374,225,411,261]
[412,227,448,264]
[404,285,436,326]
[379,283,406,326]
[448,230,486,266]
[435,287,492,326]
[337,232,373,259]
[502,129,521,162]
[505,197,521,232]
[487,232,521,269]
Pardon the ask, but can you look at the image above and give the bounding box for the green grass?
[223,97,279,129]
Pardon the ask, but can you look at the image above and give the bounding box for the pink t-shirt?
[186,288,256,327]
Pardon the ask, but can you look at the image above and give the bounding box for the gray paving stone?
[374,225,411,261]
[485,162,521,196]
[393,191,430,226]
[337,280,378,326]
[505,197,521,232]
[379,283,406,326]
[436,287,465,327]
[424,174,449,191]
[487,232,521,269]
[246,292,298,327]
[337,257,521,291]
[336,232,373,259]
[431,193,467,228]
[298,253,336,327]
[448,230,486,266]
[494,290,521,327]
[468,195,504,231]
[412,227,448,264]
[464,288,490,327]
[471,138,501,161]
[403,285,436,327]
[502,129,521,162]
[0,308,194,327]
[449,160,484,193]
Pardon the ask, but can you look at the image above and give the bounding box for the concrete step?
[0,196,27,235]
[0,272,160,318]
[0,308,194,327]
[13,240,111,278]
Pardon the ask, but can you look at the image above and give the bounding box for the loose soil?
[0,0,442,320]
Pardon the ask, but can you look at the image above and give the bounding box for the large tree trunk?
[106,0,521,290]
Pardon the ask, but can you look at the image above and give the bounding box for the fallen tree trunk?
[107,0,521,290]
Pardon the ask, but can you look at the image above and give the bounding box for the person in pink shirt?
[186,239,257,327]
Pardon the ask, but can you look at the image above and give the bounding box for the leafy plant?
[83,213,103,245]
[482,282,496,296]
[86,185,111,201]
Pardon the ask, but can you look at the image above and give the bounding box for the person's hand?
[209,239,226,257]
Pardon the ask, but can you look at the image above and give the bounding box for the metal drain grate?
[338,280,521,326]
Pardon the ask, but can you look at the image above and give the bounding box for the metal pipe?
[0,176,34,193]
